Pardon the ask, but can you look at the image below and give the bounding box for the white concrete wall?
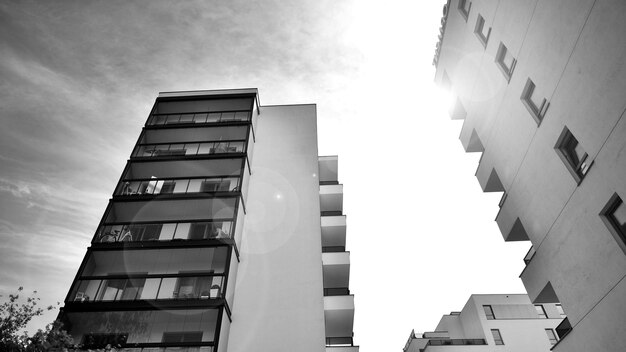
[435,1,626,350]
[226,104,326,352]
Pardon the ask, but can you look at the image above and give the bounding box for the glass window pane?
[187,179,203,193]
[173,180,189,193]
[158,278,177,299]
[160,224,177,240]
[174,223,191,239]
[206,113,220,123]
[193,113,208,123]
[198,143,212,155]
[139,279,160,300]
[185,143,199,155]
[179,114,193,123]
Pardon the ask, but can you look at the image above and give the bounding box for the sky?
[0,1,529,351]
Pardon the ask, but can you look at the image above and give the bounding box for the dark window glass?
[491,329,504,345]
[555,127,590,182]
[162,331,203,343]
[483,305,495,320]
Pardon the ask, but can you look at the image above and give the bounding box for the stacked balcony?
[61,90,259,352]
[319,156,357,351]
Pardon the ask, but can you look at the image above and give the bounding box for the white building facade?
[404,294,564,352]
[433,1,626,351]
[61,89,357,352]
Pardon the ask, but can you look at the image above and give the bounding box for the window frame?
[483,305,495,320]
[545,329,558,345]
[491,329,504,345]
[474,14,491,47]
[555,304,566,317]
[554,127,592,184]
[534,304,547,319]
[521,78,550,124]
[458,0,472,21]
[495,42,517,82]
[600,193,626,255]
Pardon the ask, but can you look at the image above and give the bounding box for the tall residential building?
[433,1,626,351]
[59,89,357,352]
[403,294,564,352]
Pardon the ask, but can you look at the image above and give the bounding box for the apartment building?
[59,89,357,352]
[433,1,626,351]
[403,294,564,352]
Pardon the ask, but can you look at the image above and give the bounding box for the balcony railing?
[148,110,251,126]
[324,288,350,296]
[70,274,225,303]
[322,246,346,253]
[524,246,536,265]
[116,177,240,197]
[555,317,572,340]
[321,211,343,217]
[133,140,246,158]
[427,339,486,346]
[78,345,214,352]
[326,337,353,347]
[95,221,233,243]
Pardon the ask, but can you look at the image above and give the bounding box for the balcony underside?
[324,295,355,338]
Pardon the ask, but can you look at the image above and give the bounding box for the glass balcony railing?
[324,288,350,296]
[116,177,240,196]
[95,221,234,243]
[427,339,486,346]
[326,337,354,347]
[65,309,219,349]
[133,141,246,158]
[70,275,225,303]
[119,347,213,352]
[148,110,251,126]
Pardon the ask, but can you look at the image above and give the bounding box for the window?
[545,329,558,345]
[82,333,129,349]
[600,193,626,254]
[483,305,495,320]
[491,329,504,345]
[474,15,491,47]
[162,331,203,343]
[458,0,471,21]
[521,78,550,124]
[555,127,591,183]
[535,305,547,318]
[495,42,517,81]
[556,304,566,317]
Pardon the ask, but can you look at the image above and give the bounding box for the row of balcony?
[133,141,246,159]
[71,275,225,303]
[319,156,356,350]
[116,177,239,197]
[96,221,233,243]
[148,110,251,126]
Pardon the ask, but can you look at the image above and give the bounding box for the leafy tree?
[0,287,73,351]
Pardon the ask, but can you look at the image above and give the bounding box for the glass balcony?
[79,247,228,278]
[123,348,213,352]
[64,309,218,348]
[149,111,251,126]
[426,339,486,346]
[133,141,246,158]
[95,221,234,243]
[116,177,240,197]
[104,197,238,223]
[70,275,225,302]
